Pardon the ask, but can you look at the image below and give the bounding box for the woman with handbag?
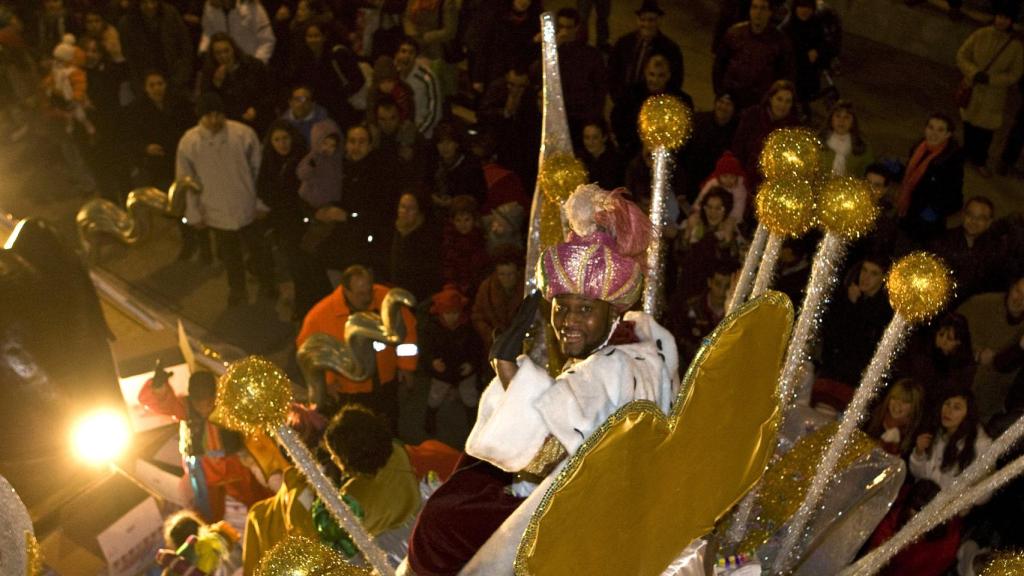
[955,2,1023,177]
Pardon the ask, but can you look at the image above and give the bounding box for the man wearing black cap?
[608,0,684,101]
[176,92,277,306]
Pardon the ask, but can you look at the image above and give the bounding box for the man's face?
[555,16,578,44]
[1007,279,1024,317]
[750,0,772,32]
[962,200,993,239]
[994,14,1013,31]
[866,172,888,200]
[345,127,371,161]
[144,74,167,103]
[582,125,606,157]
[713,96,735,125]
[769,89,794,120]
[305,25,325,53]
[83,39,102,68]
[396,193,420,228]
[212,40,235,67]
[924,118,952,147]
[453,212,474,235]
[708,272,732,305]
[644,60,670,92]
[199,111,226,133]
[85,13,104,35]
[140,0,159,18]
[506,70,529,98]
[190,395,215,419]
[345,274,374,311]
[495,263,519,291]
[637,12,659,40]
[858,261,884,295]
[289,88,314,119]
[552,294,613,359]
[437,137,459,163]
[394,43,417,73]
[376,105,400,134]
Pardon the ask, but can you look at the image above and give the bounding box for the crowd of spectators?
[4,0,1024,573]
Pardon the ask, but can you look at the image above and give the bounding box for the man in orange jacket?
[297,264,418,429]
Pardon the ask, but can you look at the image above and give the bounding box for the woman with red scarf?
[896,113,965,247]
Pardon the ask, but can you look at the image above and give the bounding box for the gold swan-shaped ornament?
[75,178,200,256]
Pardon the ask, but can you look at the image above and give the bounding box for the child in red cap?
[420,284,482,436]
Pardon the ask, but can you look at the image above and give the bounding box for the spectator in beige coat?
[956,4,1023,177]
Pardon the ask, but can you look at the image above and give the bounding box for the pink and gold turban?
[537,185,651,313]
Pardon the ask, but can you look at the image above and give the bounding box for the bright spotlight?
[72,409,131,465]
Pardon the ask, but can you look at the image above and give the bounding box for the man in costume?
[405,185,679,575]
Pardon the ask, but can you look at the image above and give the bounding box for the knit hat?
[537,185,652,313]
[373,55,399,83]
[713,151,745,178]
[430,284,469,315]
[52,34,77,63]
[195,92,225,117]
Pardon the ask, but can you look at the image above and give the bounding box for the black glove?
[152,358,171,388]
[974,71,990,85]
[489,290,542,363]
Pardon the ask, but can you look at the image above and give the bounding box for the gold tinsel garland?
[736,423,877,552]
[980,550,1024,576]
[255,535,372,576]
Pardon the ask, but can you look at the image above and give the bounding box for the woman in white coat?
[910,389,992,490]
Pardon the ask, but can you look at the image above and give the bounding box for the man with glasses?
[281,85,330,147]
[608,0,684,100]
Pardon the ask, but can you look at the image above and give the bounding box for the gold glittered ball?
[539,154,588,205]
[755,178,816,237]
[886,252,955,323]
[256,535,371,576]
[759,128,822,181]
[639,94,693,151]
[212,356,292,434]
[817,176,880,239]
[980,550,1024,576]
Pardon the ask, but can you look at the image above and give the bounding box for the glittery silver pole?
[643,147,672,315]
[275,425,394,576]
[752,232,784,299]
[524,12,572,296]
[845,411,1024,576]
[728,224,768,314]
[842,450,1024,576]
[773,313,911,574]
[778,233,846,410]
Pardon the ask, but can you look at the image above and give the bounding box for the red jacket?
[297,284,418,394]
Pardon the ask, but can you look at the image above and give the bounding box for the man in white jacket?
[405,185,678,575]
[177,92,275,306]
[198,0,275,63]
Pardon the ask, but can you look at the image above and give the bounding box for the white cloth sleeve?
[464,356,553,472]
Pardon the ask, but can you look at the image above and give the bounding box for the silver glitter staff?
[777,177,879,411]
[728,224,768,314]
[213,357,394,576]
[636,95,692,315]
[772,253,953,574]
[842,450,1024,576]
[525,12,573,295]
